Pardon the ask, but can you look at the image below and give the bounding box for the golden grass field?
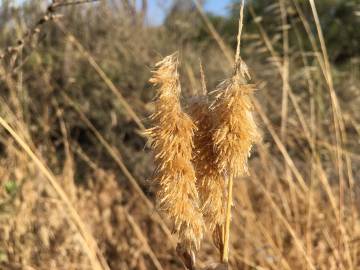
[0,0,359,269]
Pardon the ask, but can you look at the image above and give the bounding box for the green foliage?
[244,0,359,63]
[4,180,17,196]
[194,0,360,64]
[312,0,360,63]
[0,250,8,263]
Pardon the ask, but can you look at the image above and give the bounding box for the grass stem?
[222,175,233,264]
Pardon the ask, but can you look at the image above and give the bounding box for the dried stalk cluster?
[147,53,260,262]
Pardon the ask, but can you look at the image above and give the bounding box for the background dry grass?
[0,0,359,269]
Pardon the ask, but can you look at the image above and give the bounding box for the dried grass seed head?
[210,71,261,178]
[187,97,226,232]
[146,53,204,252]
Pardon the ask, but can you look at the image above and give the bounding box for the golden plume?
[146,53,204,252]
[187,96,225,233]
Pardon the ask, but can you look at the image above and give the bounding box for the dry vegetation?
[0,0,359,269]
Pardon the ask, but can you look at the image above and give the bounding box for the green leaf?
[0,250,7,263]
[4,180,17,196]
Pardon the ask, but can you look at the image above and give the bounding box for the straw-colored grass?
[188,97,225,233]
[1,1,359,270]
[146,54,204,255]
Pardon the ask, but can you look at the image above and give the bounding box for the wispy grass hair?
[146,53,204,253]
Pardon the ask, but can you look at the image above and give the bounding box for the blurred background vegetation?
[0,0,359,269]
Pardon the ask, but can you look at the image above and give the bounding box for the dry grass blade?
[124,209,164,270]
[251,172,317,270]
[248,2,353,266]
[235,0,245,64]
[308,1,349,265]
[196,3,307,198]
[192,0,234,66]
[254,100,308,194]
[1,1,358,269]
[208,1,260,263]
[279,0,289,142]
[193,0,308,197]
[55,21,146,132]
[62,92,175,246]
[0,116,109,270]
[210,77,260,263]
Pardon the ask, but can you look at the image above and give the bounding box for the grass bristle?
[210,72,261,178]
[146,53,204,252]
[188,97,225,233]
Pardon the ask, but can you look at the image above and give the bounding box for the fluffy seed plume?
[187,62,225,232]
[146,53,204,252]
[210,71,260,178]
[188,96,225,232]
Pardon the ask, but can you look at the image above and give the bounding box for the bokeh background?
[0,0,359,269]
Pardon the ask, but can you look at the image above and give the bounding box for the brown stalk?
[124,209,164,270]
[0,0,99,69]
[55,21,146,132]
[248,3,353,266]
[191,0,234,65]
[193,0,309,200]
[208,1,260,264]
[307,1,349,266]
[62,92,175,246]
[0,116,109,270]
[251,171,317,270]
[211,76,260,263]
